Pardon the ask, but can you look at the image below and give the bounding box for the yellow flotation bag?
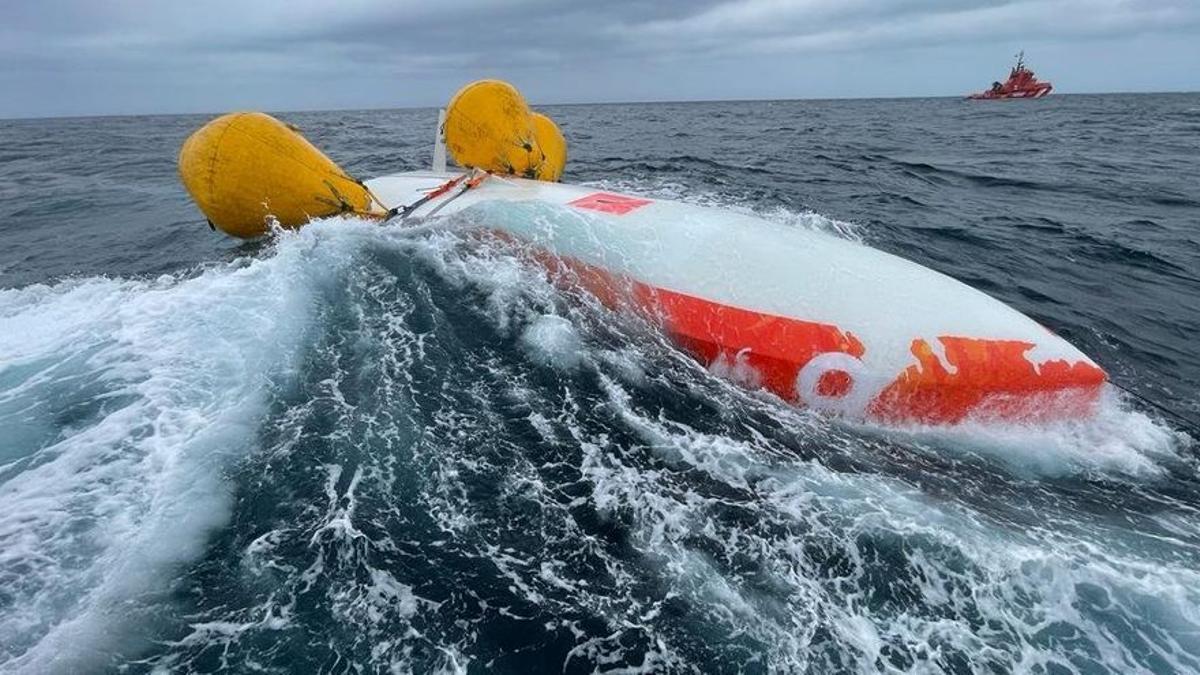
[531,113,567,182]
[444,80,544,179]
[178,112,383,238]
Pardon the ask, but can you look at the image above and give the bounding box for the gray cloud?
[1,0,1197,117]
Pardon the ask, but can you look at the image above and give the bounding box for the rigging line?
[381,173,469,222]
[354,177,389,215]
[423,170,490,219]
[376,169,489,227]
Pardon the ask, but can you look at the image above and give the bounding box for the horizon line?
[3,88,1198,122]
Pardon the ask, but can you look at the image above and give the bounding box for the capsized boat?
[363,170,1105,425]
[177,81,1105,426]
[968,51,1053,100]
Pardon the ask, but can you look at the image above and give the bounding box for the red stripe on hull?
[642,285,865,404]
[497,233,1105,424]
[869,337,1105,424]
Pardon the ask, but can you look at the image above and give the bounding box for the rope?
[355,177,389,215]
[383,173,469,221]
[378,169,489,225]
[424,170,490,218]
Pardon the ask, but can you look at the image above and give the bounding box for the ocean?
[1,94,1198,673]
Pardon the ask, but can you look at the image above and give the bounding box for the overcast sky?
[2,0,1198,118]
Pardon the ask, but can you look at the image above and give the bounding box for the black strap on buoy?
[1110,380,1200,438]
[353,176,389,216]
[318,179,357,214]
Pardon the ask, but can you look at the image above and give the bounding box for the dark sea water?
[1,95,1199,674]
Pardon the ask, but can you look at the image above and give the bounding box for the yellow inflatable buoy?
[444,80,544,179]
[178,112,383,238]
[530,113,567,182]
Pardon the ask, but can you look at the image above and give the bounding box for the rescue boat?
[968,51,1053,100]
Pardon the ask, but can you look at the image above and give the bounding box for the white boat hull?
[365,171,1106,424]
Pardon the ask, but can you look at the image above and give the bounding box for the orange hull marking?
[817,369,854,398]
[869,337,1107,424]
[517,242,866,402]
[643,286,864,402]
[568,192,653,216]
[494,233,1105,423]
